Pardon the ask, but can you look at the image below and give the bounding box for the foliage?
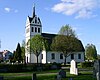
[58,24,76,37]
[22,40,25,47]
[85,44,97,60]
[21,46,25,62]
[20,40,25,62]
[13,43,22,63]
[81,62,93,68]
[51,35,84,65]
[27,35,48,64]
[97,54,100,59]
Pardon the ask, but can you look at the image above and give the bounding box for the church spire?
[32,4,35,18]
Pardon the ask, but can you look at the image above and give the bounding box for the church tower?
[25,6,42,63]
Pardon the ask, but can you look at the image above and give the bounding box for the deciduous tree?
[51,24,84,65]
[27,35,48,64]
[58,24,76,37]
[85,44,97,60]
[51,35,84,65]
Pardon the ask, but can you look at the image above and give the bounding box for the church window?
[38,28,40,33]
[35,27,37,32]
[51,53,55,59]
[71,54,74,59]
[60,53,63,59]
[41,54,43,59]
[78,54,81,59]
[31,27,34,32]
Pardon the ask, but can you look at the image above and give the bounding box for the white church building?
[25,6,85,64]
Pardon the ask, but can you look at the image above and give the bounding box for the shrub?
[7,64,24,72]
[42,64,51,70]
[25,63,37,71]
[81,62,93,68]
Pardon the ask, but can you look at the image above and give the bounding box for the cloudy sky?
[0,0,100,53]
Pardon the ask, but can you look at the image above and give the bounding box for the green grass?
[0,69,96,80]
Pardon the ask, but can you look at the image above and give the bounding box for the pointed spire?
[32,4,35,18]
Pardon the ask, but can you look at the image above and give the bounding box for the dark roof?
[41,33,85,52]
[28,16,33,23]
[41,33,56,50]
[78,40,85,51]
[41,33,56,39]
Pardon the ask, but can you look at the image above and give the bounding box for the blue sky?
[0,0,100,54]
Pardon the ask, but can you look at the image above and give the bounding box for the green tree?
[51,24,84,65]
[27,35,48,64]
[51,35,84,65]
[58,24,76,37]
[97,54,100,59]
[85,44,97,60]
[21,40,25,62]
[14,43,22,63]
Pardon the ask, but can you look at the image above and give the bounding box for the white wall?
[42,50,47,63]
[44,52,84,64]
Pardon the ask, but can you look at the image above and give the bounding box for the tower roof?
[32,5,35,18]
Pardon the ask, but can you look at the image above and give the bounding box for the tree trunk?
[37,55,38,65]
[64,56,66,65]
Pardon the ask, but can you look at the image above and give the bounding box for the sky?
[0,0,100,54]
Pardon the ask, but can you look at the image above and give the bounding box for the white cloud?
[4,7,18,13]
[4,7,11,12]
[52,0,100,19]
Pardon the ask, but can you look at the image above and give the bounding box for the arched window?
[31,27,34,32]
[60,53,63,59]
[51,53,55,59]
[71,54,74,59]
[38,28,40,33]
[35,27,37,32]
[78,54,81,59]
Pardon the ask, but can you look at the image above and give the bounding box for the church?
[25,6,85,64]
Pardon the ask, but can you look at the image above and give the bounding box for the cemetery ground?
[0,68,96,80]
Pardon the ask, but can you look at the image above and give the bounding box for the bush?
[42,63,61,70]
[81,62,93,68]
[0,63,61,72]
[25,63,37,71]
[7,64,24,72]
[42,64,51,70]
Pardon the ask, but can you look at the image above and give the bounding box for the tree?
[97,54,100,59]
[27,35,48,64]
[51,24,84,65]
[21,40,25,62]
[58,24,76,37]
[14,43,22,63]
[85,44,97,60]
[51,35,84,65]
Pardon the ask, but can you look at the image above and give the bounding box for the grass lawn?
[0,69,96,80]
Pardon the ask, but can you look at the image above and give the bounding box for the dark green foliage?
[21,46,25,62]
[51,35,84,65]
[85,44,97,60]
[13,43,22,63]
[0,64,24,72]
[81,62,93,68]
[97,54,100,59]
[27,35,48,64]
[43,63,61,70]
[0,63,61,73]
[42,64,52,70]
[25,63,37,71]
